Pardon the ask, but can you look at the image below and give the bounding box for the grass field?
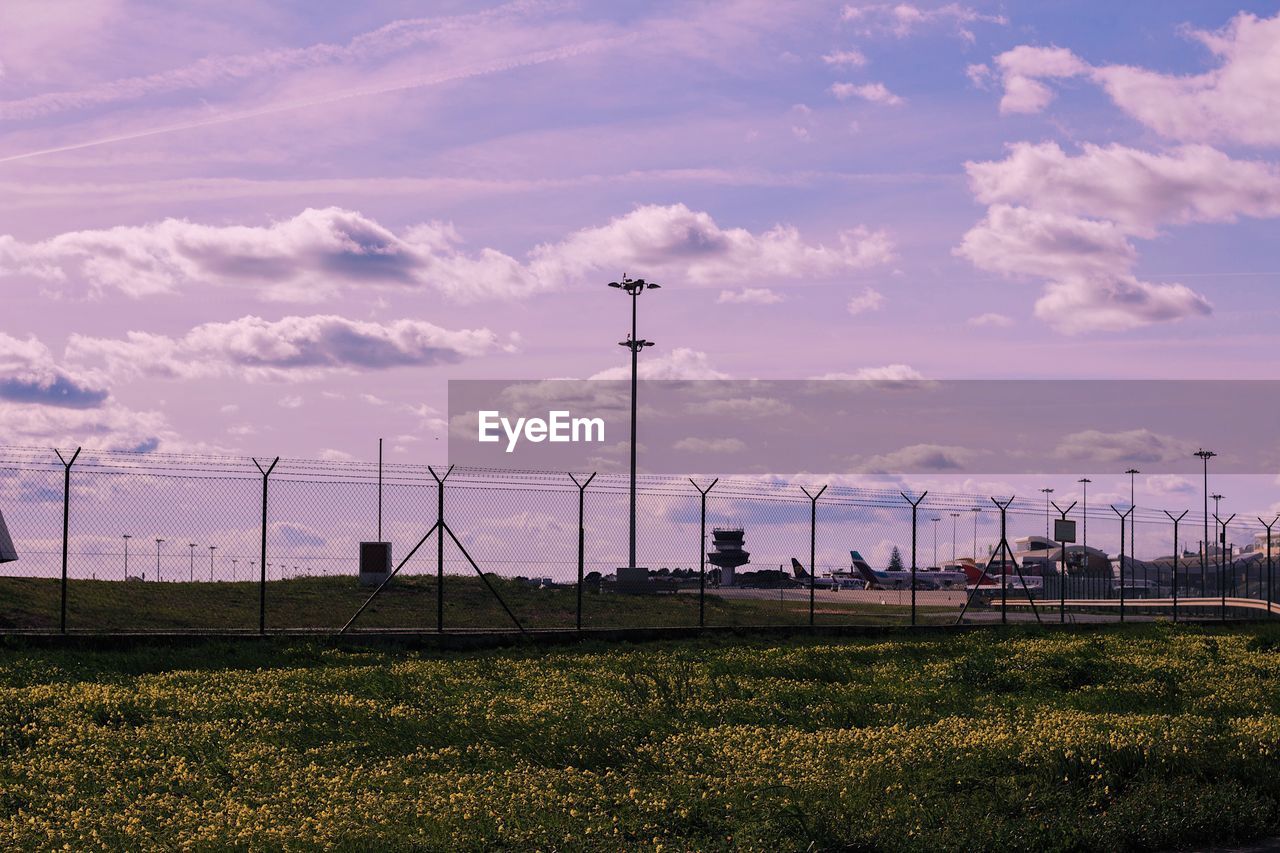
[4,623,1280,850]
[0,575,959,632]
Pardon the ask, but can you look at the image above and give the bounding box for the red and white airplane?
[960,560,1044,593]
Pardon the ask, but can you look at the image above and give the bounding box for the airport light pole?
[122,534,131,580]
[970,507,980,562]
[1078,478,1091,595]
[1126,468,1139,568]
[154,539,164,583]
[208,545,216,582]
[931,517,941,568]
[1040,488,1054,540]
[232,558,238,581]
[1195,449,1216,596]
[1212,494,1223,599]
[188,543,196,582]
[609,276,659,573]
[950,512,960,563]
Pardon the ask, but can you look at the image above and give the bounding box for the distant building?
[707,528,750,586]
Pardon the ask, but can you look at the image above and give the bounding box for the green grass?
[0,575,955,632]
[3,623,1280,850]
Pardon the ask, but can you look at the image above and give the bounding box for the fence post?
[54,447,81,633]
[252,457,278,634]
[690,479,718,629]
[901,492,928,627]
[800,485,827,627]
[570,472,597,631]
[1112,505,1131,622]
[1261,517,1277,618]
[430,466,453,632]
[1165,510,1187,623]
[1216,513,1234,621]
[1051,500,1076,624]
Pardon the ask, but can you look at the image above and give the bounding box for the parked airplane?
[789,558,845,589]
[848,550,968,591]
[961,562,1044,592]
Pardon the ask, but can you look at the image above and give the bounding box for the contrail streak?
[0,36,625,166]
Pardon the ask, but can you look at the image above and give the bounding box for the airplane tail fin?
[961,563,988,584]
[790,557,808,579]
[848,550,881,589]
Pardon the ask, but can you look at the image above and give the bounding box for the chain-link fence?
[1,445,1276,633]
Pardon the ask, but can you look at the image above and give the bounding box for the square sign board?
[1054,518,1077,543]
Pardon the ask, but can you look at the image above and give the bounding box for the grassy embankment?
[0,575,956,632]
[3,623,1280,849]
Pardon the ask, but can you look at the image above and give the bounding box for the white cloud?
[1053,429,1196,467]
[717,287,783,304]
[987,12,1280,146]
[846,286,885,315]
[955,141,1271,332]
[830,81,903,105]
[816,364,923,381]
[530,203,894,288]
[967,312,1013,328]
[1145,474,1196,496]
[590,347,729,380]
[0,204,893,301]
[967,142,1280,236]
[66,314,499,382]
[672,437,748,453]
[0,400,174,451]
[0,332,107,408]
[992,45,1089,114]
[856,443,980,474]
[278,395,304,409]
[840,3,1007,40]
[822,48,868,68]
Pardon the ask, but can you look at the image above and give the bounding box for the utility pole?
[950,512,960,563]
[209,545,217,582]
[1040,488,1054,540]
[1195,449,1216,597]
[123,534,131,580]
[154,539,164,583]
[931,517,941,568]
[608,275,660,573]
[1126,468,1139,565]
[970,507,980,562]
[188,543,196,582]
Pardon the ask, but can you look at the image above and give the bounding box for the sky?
[3,0,1280,522]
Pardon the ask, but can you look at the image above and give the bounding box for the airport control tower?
[708,528,750,586]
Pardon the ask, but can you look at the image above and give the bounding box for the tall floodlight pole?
[1126,468,1139,568]
[188,543,196,582]
[970,507,980,561]
[154,539,164,583]
[1078,478,1091,596]
[1212,494,1224,599]
[1195,450,1216,597]
[209,545,217,582]
[931,517,941,567]
[123,534,131,580]
[1040,488,1054,540]
[608,276,660,572]
[950,512,960,562]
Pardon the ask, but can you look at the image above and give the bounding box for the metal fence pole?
[1262,517,1277,618]
[801,485,826,627]
[901,492,928,627]
[54,447,81,633]
[430,466,453,632]
[570,472,597,631]
[1111,505,1131,622]
[1165,510,1187,623]
[1051,500,1076,624]
[253,457,278,634]
[691,479,717,629]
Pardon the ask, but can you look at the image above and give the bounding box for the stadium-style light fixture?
[609,275,660,573]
